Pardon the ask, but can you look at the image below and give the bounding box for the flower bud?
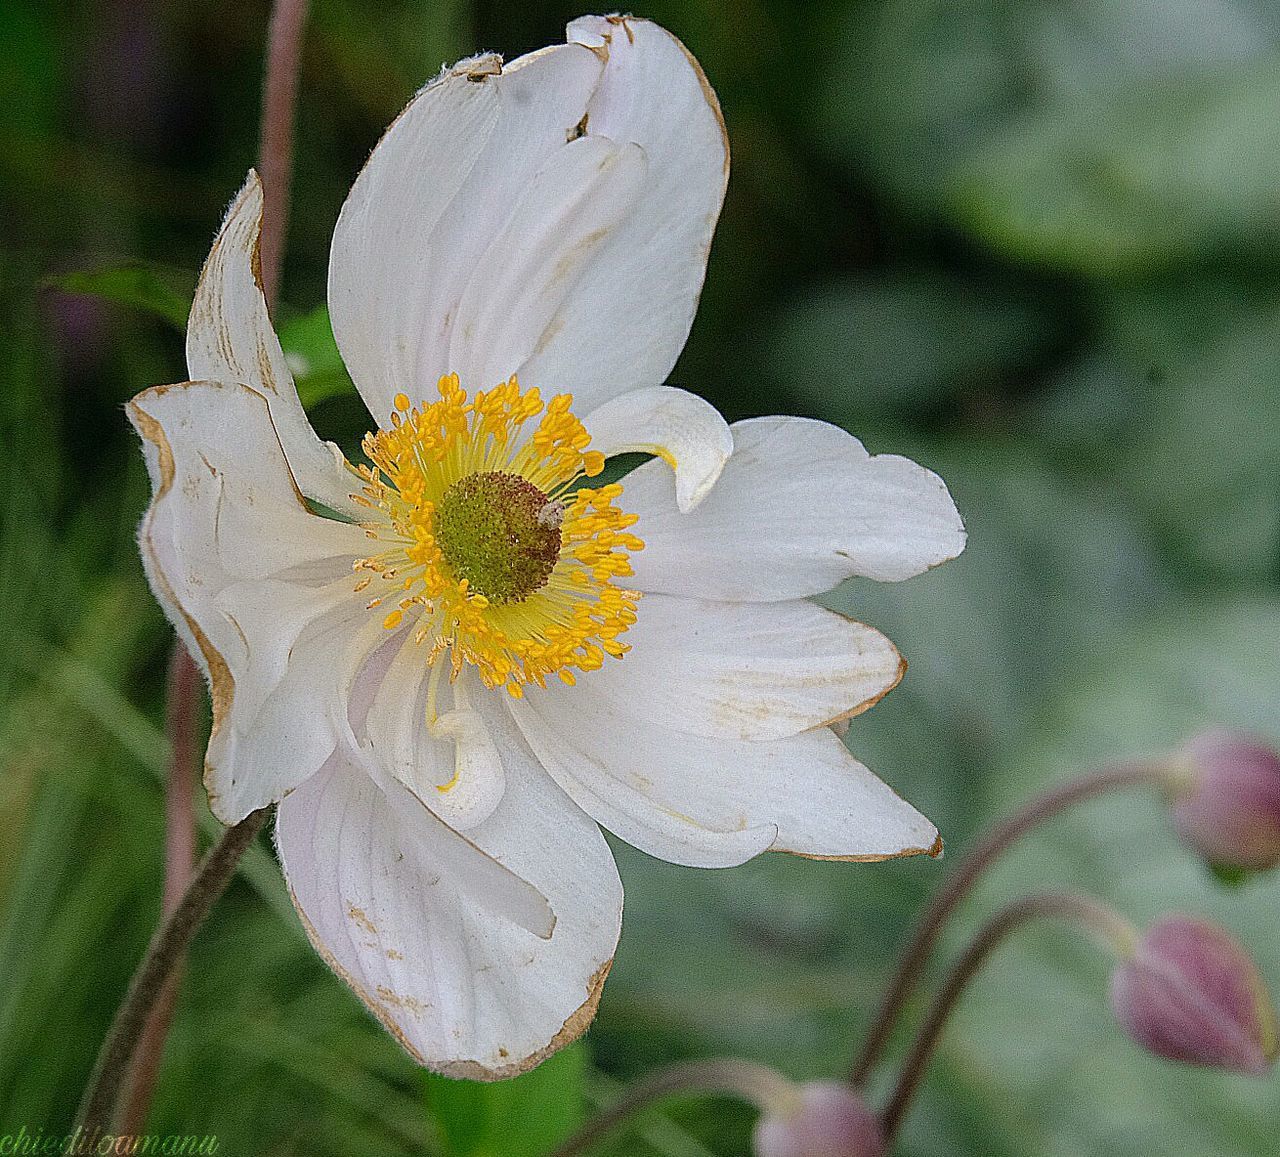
[753,1081,886,1157]
[1110,915,1278,1074]
[1168,730,1280,875]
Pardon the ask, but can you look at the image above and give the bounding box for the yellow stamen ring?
[352,374,642,697]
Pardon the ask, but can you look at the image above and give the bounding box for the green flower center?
[435,471,563,604]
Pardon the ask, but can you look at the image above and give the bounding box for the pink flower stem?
[879,891,1136,1145]
[115,645,200,1131]
[851,760,1167,1086]
[257,0,310,312]
[546,1058,799,1157]
[75,0,310,1129]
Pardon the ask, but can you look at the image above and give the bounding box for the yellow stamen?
[353,374,643,696]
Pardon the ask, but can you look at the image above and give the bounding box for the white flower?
[129,15,965,1078]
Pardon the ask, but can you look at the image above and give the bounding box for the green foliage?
[951,63,1280,275]
[425,1043,587,1157]
[45,265,193,330]
[277,305,360,410]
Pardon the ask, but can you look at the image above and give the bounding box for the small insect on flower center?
[435,471,562,604]
[348,374,644,697]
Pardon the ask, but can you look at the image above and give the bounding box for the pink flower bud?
[1169,730,1280,874]
[1110,915,1278,1074]
[753,1081,886,1157]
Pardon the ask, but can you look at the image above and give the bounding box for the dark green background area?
[2,1,1279,1153]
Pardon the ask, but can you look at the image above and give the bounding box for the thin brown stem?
[546,1058,799,1157]
[75,807,270,1132]
[116,645,200,1130]
[257,0,311,312]
[879,891,1135,1143]
[851,760,1166,1085]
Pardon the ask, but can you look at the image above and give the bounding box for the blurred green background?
[3,0,1279,1152]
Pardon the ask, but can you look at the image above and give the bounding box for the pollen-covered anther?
[436,471,562,603]
[352,373,642,695]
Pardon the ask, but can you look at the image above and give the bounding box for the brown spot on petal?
[463,53,503,82]
[376,985,429,1019]
[605,14,637,44]
[347,903,378,936]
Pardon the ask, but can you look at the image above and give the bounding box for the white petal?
[584,595,905,740]
[512,677,938,862]
[128,380,375,822]
[447,135,647,394]
[329,19,728,422]
[582,387,731,513]
[186,172,363,517]
[276,722,621,1077]
[516,17,729,413]
[364,646,506,833]
[507,693,777,869]
[623,416,966,600]
[327,44,603,421]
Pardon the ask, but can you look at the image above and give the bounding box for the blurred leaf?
[424,1041,587,1157]
[951,60,1280,275]
[46,264,193,329]
[1034,281,1280,581]
[767,272,1062,423]
[278,305,359,410]
[818,0,1273,215]
[0,1,61,141]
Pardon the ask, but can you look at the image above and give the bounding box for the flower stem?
[546,1058,800,1157]
[879,891,1136,1144]
[78,0,312,1124]
[74,806,270,1132]
[115,644,200,1130]
[258,0,311,312]
[851,760,1165,1085]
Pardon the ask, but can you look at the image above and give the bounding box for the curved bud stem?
[852,760,1165,1085]
[75,807,270,1132]
[546,1058,800,1157]
[879,891,1137,1145]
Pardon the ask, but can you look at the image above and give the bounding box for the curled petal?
[128,380,374,822]
[364,642,506,833]
[583,387,732,513]
[519,16,730,413]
